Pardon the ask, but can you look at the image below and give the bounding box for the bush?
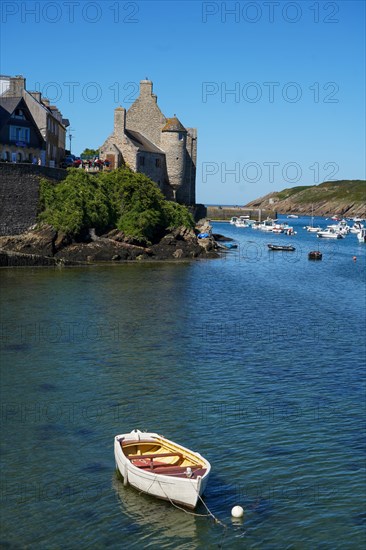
[39,169,110,236]
[39,166,195,242]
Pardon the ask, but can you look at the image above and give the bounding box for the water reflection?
[112,474,200,549]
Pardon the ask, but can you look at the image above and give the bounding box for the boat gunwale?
[115,433,211,480]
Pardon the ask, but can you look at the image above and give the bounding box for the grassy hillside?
[245,180,366,217]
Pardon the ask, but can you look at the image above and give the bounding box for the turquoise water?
[1,217,365,549]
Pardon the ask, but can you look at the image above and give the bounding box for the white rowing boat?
[114,429,211,509]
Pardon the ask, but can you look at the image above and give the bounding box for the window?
[9,126,30,143]
[139,156,145,166]
[178,132,184,141]
[155,158,161,167]
[11,109,26,120]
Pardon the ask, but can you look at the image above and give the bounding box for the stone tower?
[160,117,187,200]
[125,80,166,146]
[100,80,197,205]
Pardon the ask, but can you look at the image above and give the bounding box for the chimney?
[29,91,42,103]
[9,75,26,97]
[139,79,153,98]
[114,107,126,137]
[42,97,50,107]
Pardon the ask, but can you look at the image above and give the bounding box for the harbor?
[1,214,365,549]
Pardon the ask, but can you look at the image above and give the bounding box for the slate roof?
[125,129,164,154]
[162,117,187,133]
[0,96,45,144]
[0,97,22,127]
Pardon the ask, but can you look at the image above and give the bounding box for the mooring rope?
[155,479,227,529]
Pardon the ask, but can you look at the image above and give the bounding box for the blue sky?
[1,0,365,204]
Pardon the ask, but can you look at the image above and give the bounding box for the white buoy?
[231,505,244,518]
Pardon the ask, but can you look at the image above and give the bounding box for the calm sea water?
[1,217,365,549]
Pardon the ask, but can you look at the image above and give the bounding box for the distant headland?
[244,180,366,218]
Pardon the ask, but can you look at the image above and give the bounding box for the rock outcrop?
[0,224,220,266]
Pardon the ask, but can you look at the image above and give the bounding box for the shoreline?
[0,224,224,268]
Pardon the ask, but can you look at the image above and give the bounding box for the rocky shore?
[0,222,221,267]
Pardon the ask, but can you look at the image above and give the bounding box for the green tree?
[39,166,195,242]
[80,148,99,158]
[39,169,110,235]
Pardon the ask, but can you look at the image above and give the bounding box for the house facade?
[0,96,46,163]
[0,75,69,167]
[99,80,197,205]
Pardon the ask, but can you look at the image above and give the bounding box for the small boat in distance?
[234,216,256,228]
[357,228,366,242]
[317,228,343,239]
[304,205,322,232]
[222,242,238,249]
[268,244,296,251]
[287,214,298,218]
[114,430,211,509]
[350,222,364,234]
[308,251,322,260]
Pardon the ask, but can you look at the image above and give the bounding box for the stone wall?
[206,206,277,221]
[0,163,66,235]
[136,151,167,193]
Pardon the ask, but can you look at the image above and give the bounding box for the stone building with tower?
[99,80,197,206]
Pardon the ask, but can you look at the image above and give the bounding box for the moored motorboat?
[317,228,343,239]
[332,219,351,235]
[267,244,295,251]
[114,429,211,509]
[357,228,366,242]
[256,218,278,232]
[271,223,296,235]
[287,214,298,218]
[306,226,322,232]
[234,216,256,228]
[350,222,364,234]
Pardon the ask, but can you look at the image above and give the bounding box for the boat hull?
[114,431,210,509]
[308,251,322,260]
[317,232,342,239]
[267,244,295,251]
[357,230,366,242]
